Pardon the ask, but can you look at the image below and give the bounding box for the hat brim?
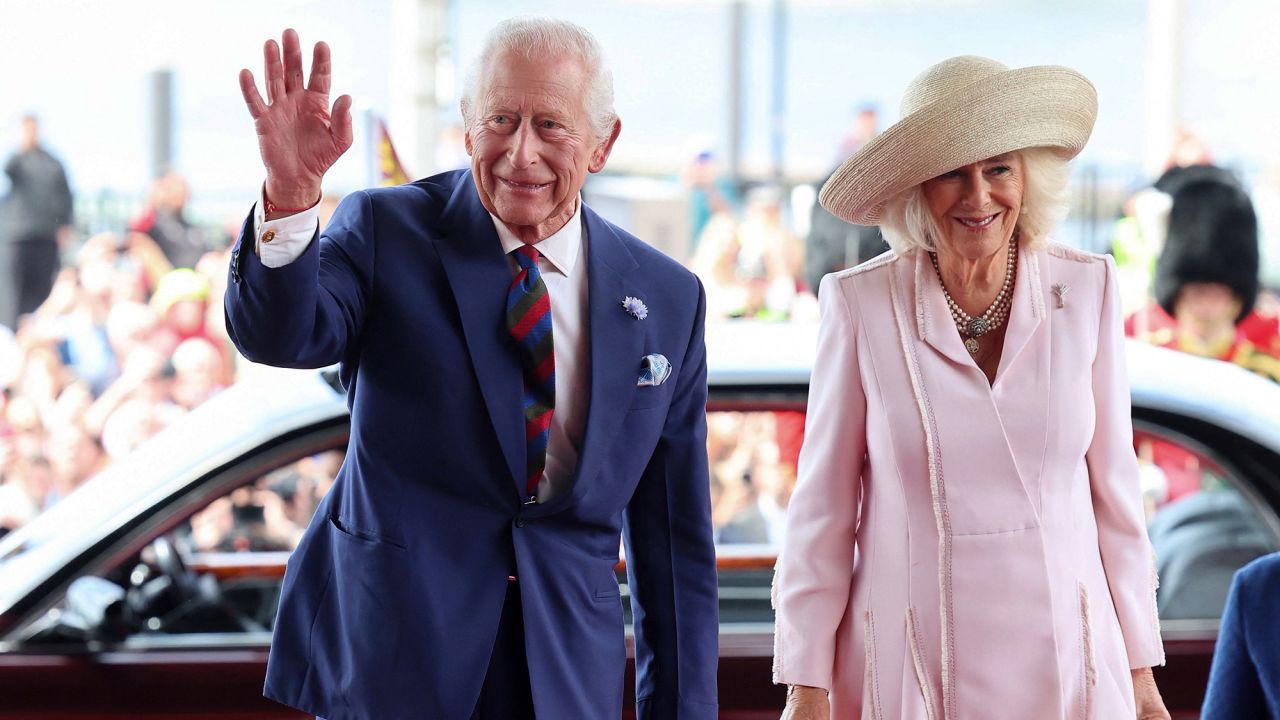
[819,66,1098,226]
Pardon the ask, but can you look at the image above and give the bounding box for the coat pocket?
[906,607,939,720]
[1078,582,1098,719]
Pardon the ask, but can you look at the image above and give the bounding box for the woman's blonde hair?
[877,147,1072,253]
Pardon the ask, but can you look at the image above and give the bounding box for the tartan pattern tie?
[507,245,555,502]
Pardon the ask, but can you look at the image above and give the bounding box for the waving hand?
[239,29,353,212]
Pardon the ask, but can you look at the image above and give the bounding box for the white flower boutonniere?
[622,296,648,320]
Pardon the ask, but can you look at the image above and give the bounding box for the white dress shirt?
[251,194,589,502]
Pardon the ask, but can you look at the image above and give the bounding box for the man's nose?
[509,122,539,169]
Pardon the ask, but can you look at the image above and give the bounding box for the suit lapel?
[435,173,525,494]
[551,206,644,507]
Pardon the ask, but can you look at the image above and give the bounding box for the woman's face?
[921,152,1024,261]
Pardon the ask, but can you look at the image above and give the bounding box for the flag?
[377,120,410,186]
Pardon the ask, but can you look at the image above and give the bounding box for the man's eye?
[541,120,560,130]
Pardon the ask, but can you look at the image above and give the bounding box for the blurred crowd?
[0,116,241,537]
[3,110,1279,549]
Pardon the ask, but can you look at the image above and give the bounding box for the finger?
[331,94,354,150]
[264,38,285,103]
[239,69,267,119]
[282,28,304,94]
[307,41,332,96]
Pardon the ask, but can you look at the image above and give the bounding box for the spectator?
[129,172,209,269]
[680,140,737,248]
[804,104,888,290]
[1,114,73,330]
[43,423,104,508]
[1126,165,1280,382]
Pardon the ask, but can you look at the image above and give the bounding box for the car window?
[14,448,345,646]
[186,450,342,554]
[1137,425,1280,621]
[709,409,802,547]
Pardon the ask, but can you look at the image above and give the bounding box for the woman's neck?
[933,240,1013,317]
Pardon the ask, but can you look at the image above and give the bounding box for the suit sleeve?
[1086,255,1166,669]
[1199,565,1266,719]
[224,190,375,369]
[623,276,719,720]
[771,273,866,690]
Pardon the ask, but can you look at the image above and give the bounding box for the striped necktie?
[506,245,555,503]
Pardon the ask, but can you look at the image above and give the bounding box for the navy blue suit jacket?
[1201,552,1280,719]
[224,170,719,720]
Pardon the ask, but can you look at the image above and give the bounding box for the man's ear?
[588,118,622,174]
[464,127,474,157]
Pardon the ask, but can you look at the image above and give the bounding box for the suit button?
[515,517,527,528]
[262,229,276,243]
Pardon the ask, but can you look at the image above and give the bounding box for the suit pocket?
[328,515,407,551]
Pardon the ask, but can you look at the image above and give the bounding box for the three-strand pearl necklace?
[929,238,1018,355]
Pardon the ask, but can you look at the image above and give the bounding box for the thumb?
[331,94,354,150]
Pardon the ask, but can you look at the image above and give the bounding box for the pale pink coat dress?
[772,241,1165,719]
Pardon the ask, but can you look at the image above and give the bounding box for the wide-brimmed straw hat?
[819,55,1097,226]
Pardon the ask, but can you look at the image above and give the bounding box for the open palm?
[239,29,353,208]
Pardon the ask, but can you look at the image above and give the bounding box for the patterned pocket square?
[637,353,672,387]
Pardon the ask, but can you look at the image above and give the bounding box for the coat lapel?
[542,205,643,510]
[912,240,1046,384]
[993,242,1046,386]
[434,173,525,494]
[912,250,976,367]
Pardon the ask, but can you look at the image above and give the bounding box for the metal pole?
[770,0,787,182]
[1144,0,1183,177]
[728,0,744,187]
[148,68,173,180]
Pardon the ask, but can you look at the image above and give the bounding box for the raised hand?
[239,29,353,212]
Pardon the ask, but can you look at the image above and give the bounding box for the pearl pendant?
[965,337,980,354]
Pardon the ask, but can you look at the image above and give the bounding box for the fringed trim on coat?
[889,267,957,718]
[907,607,939,720]
[1078,582,1097,719]
[864,611,884,720]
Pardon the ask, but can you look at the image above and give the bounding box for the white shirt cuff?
[252,186,320,269]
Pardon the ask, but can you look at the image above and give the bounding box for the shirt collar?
[491,198,583,276]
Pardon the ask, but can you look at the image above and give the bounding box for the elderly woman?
[772,56,1169,719]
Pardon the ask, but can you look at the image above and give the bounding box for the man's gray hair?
[459,16,617,142]
[878,147,1073,253]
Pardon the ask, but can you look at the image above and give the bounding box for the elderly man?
[227,19,718,720]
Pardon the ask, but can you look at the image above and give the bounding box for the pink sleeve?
[772,274,867,689]
[1086,255,1166,669]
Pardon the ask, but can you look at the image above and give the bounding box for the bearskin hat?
[1153,165,1259,323]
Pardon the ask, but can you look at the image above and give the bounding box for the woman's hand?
[780,685,829,720]
[1132,667,1170,719]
